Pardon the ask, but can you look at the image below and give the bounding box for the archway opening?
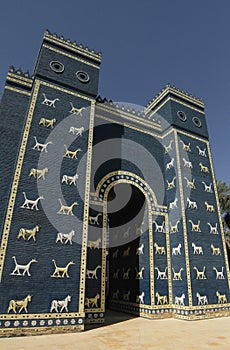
[105,182,148,315]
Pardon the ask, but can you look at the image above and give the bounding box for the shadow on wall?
[85,309,137,331]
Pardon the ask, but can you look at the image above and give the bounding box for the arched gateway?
[0,30,230,336]
[88,172,170,320]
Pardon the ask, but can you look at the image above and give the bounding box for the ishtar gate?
[0,30,230,336]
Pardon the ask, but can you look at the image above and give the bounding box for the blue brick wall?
[0,87,29,239]
[34,45,99,97]
[0,82,92,316]
[0,36,100,330]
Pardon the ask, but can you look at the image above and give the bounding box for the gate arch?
[96,170,167,213]
[88,170,172,318]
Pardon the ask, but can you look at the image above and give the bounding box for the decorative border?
[149,210,155,305]
[148,96,205,118]
[85,314,104,324]
[6,76,33,88]
[174,130,193,306]
[95,171,167,210]
[101,201,107,311]
[40,80,94,100]
[79,101,96,312]
[109,301,230,320]
[0,324,84,337]
[7,72,33,84]
[163,210,172,304]
[43,44,100,70]
[0,313,82,321]
[4,86,31,96]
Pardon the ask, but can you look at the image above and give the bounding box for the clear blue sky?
[0,0,229,185]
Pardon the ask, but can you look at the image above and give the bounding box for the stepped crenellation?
[146,83,204,110]
[8,65,33,79]
[96,96,161,124]
[44,29,102,59]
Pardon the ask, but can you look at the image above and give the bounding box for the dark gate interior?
[106,183,151,314]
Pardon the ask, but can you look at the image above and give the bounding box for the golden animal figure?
[193,266,206,280]
[135,267,144,279]
[69,103,86,115]
[172,267,183,280]
[205,201,215,212]
[170,220,180,233]
[216,291,227,304]
[51,259,75,278]
[166,177,176,190]
[211,244,221,256]
[189,220,201,232]
[29,167,48,180]
[39,117,56,128]
[63,145,81,159]
[17,225,40,241]
[180,140,191,152]
[199,162,209,173]
[154,242,166,255]
[156,292,168,305]
[7,295,32,314]
[164,140,173,153]
[85,293,100,308]
[57,199,78,215]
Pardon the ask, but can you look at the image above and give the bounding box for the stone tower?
[0,31,229,336]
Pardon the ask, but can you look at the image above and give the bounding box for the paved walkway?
[1,311,230,350]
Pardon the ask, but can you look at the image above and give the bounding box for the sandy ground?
[1,310,230,350]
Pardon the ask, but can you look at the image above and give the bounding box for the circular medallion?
[76,70,90,83]
[192,117,202,127]
[49,61,65,73]
[177,110,187,122]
